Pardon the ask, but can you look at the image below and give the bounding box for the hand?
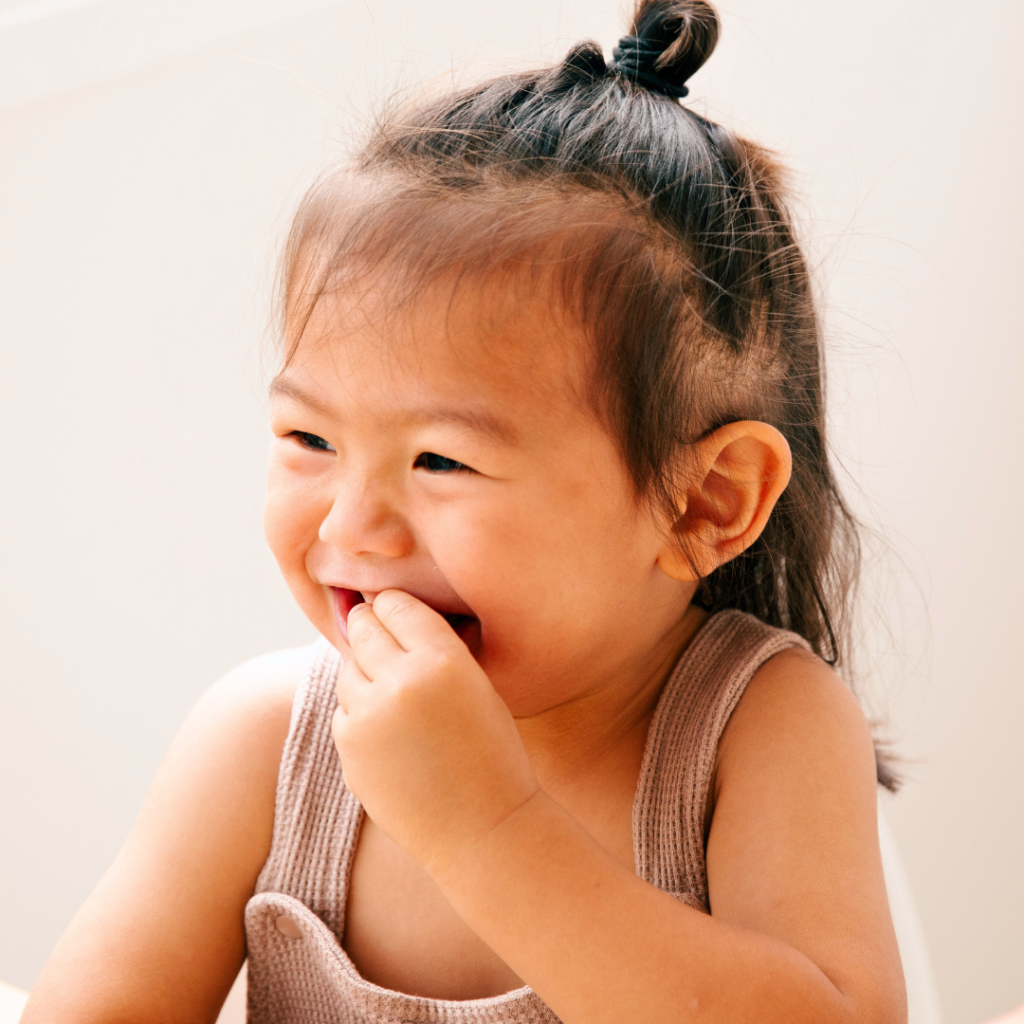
[332,590,540,880]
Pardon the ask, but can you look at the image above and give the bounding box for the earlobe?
[657,421,792,582]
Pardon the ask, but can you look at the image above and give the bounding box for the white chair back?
[879,797,944,1024]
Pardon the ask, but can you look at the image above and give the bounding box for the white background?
[1,1,1021,1022]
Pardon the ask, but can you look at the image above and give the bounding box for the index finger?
[371,590,460,652]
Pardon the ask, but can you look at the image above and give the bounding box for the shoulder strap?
[254,639,362,939]
[632,610,810,910]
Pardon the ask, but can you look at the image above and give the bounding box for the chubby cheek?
[429,508,587,686]
[433,483,659,707]
[264,455,333,630]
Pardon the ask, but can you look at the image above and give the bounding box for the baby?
[23,2,906,1022]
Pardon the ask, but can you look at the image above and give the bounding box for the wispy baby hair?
[281,0,892,786]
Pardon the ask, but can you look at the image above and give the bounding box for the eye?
[414,452,471,473]
[291,431,335,453]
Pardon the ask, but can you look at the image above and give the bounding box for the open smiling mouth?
[330,587,478,647]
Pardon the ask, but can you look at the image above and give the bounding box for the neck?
[514,603,708,792]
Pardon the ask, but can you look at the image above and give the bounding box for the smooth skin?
[23,273,905,1023]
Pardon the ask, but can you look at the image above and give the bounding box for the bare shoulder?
[143,643,317,813]
[711,644,879,880]
[22,643,319,1024]
[706,644,905,1024]
[134,641,321,871]
[201,642,316,713]
[715,644,876,794]
[185,642,315,742]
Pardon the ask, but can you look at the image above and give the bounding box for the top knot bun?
[627,0,720,95]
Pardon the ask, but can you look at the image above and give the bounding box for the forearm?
[433,791,857,1024]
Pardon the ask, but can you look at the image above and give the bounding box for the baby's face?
[265,275,696,716]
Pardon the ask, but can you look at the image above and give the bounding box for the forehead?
[281,268,594,418]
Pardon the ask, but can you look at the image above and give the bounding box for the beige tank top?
[244,609,808,1023]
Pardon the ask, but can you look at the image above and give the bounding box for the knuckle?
[412,644,457,679]
[390,676,432,716]
[380,592,416,622]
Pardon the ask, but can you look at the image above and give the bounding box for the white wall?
[1,2,1021,1022]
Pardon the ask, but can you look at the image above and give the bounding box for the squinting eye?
[415,452,470,473]
[291,431,335,453]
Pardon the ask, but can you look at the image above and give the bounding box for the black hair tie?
[610,35,689,98]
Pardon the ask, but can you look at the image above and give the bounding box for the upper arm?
[21,646,313,1024]
[706,648,906,1024]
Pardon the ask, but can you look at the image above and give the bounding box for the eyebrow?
[269,375,519,445]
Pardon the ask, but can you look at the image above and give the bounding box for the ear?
[657,421,792,582]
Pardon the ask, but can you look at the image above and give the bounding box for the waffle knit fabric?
[244,609,809,1023]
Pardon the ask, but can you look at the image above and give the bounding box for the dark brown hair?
[280,0,894,787]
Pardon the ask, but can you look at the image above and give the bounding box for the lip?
[331,587,367,645]
[329,586,480,650]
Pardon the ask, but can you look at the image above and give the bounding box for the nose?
[318,475,415,560]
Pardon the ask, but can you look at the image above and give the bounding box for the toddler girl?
[23,1,906,1022]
